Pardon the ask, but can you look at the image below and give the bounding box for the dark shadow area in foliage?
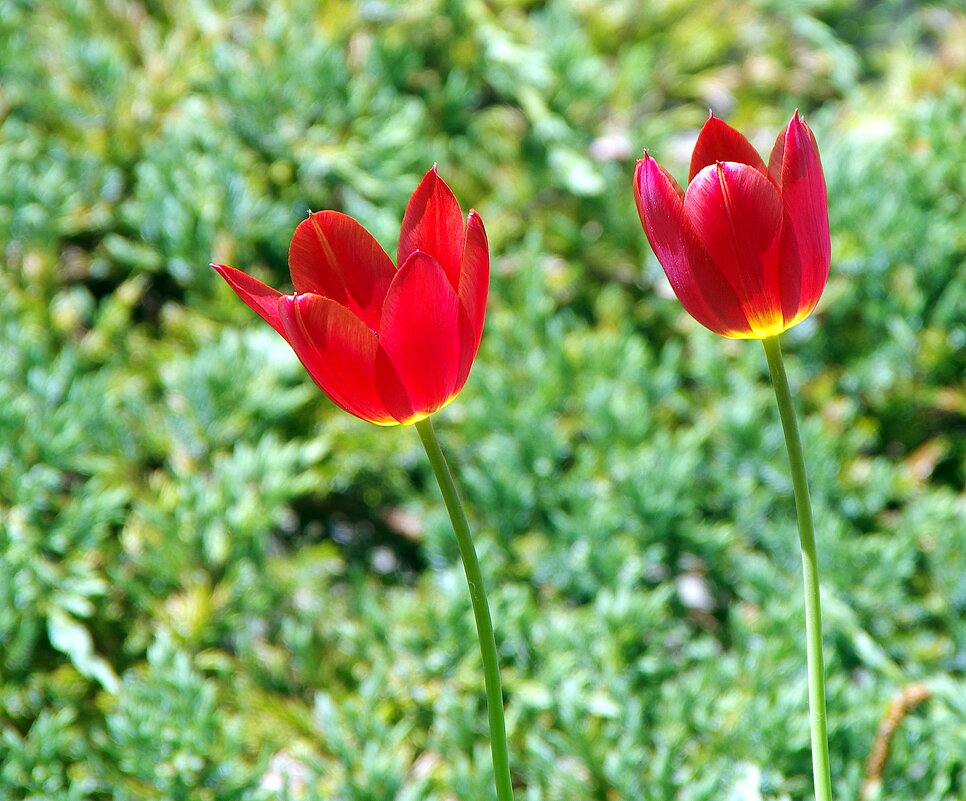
[284,491,428,584]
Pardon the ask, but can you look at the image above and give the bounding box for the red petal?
[212,264,287,339]
[776,113,830,327]
[767,121,788,187]
[288,211,396,331]
[398,167,465,289]
[684,162,784,337]
[455,210,489,389]
[689,113,768,182]
[378,252,461,424]
[634,155,752,337]
[277,294,396,426]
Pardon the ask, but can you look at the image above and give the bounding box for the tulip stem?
[415,417,514,801]
[762,335,832,801]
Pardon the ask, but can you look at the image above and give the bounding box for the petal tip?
[633,156,654,189]
[466,209,487,233]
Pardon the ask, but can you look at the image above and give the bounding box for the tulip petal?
[212,264,287,339]
[634,155,752,337]
[684,162,784,337]
[277,293,396,426]
[289,211,396,331]
[456,210,489,389]
[689,114,768,182]
[398,167,465,289]
[776,113,830,327]
[767,122,788,187]
[378,251,461,424]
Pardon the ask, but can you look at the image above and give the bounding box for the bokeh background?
[1,0,964,798]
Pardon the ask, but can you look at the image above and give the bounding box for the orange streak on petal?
[288,211,395,330]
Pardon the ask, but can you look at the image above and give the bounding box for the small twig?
[860,682,931,801]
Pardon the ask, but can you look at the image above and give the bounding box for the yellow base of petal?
[387,392,461,427]
[722,305,815,340]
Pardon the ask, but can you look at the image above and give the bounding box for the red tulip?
[213,167,489,425]
[634,111,830,339]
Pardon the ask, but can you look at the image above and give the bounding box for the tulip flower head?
[213,167,489,425]
[634,111,830,339]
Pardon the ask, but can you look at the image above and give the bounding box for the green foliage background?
[1,0,964,798]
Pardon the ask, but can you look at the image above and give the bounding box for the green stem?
[762,335,832,801]
[414,416,513,801]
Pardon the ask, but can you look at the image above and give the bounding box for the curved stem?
[415,416,514,801]
[762,335,832,801]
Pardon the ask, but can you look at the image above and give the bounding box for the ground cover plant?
[1,0,965,799]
